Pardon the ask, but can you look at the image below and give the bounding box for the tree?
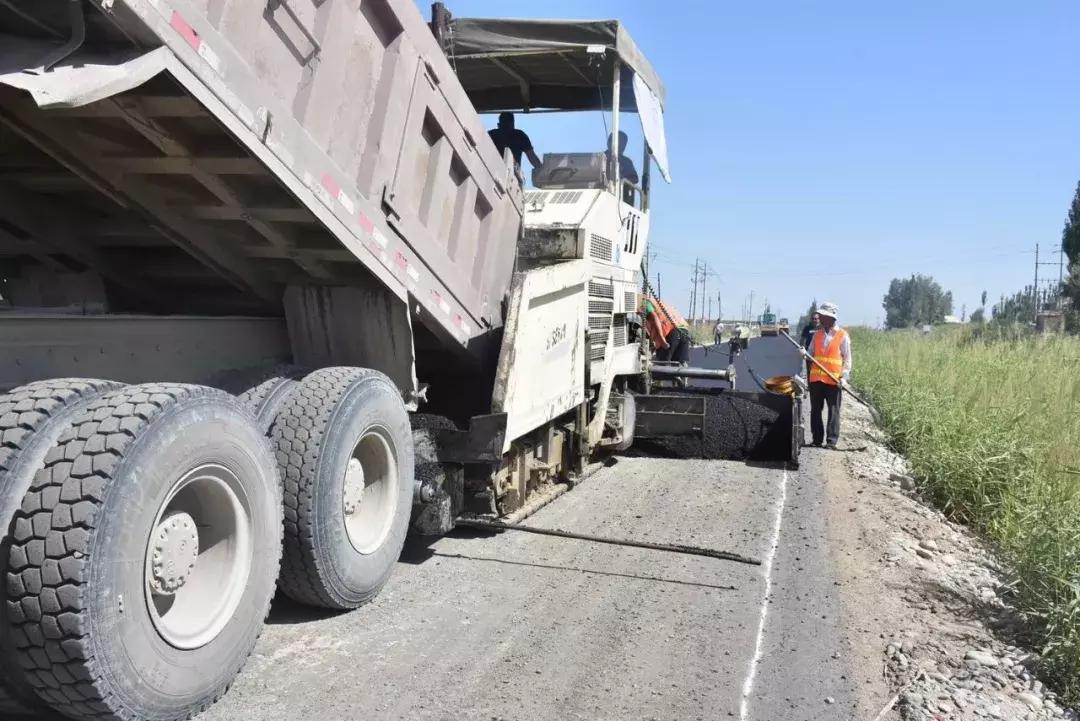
[992,285,1037,325]
[881,274,954,329]
[1063,181,1080,331]
[796,298,818,334]
[970,307,985,325]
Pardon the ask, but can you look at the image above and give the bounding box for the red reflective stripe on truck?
[320,173,340,198]
[431,290,451,316]
[319,173,355,214]
[357,213,374,234]
[170,12,202,51]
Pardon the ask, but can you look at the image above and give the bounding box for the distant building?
[942,315,963,325]
[1036,310,1065,335]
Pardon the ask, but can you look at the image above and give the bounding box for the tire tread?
[0,379,121,716]
[272,367,381,609]
[6,383,280,721]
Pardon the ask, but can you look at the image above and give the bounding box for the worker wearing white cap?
[808,301,851,448]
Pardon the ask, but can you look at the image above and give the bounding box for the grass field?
[851,326,1080,702]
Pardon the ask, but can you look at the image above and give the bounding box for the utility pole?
[748,291,755,324]
[707,295,713,323]
[1034,242,1067,320]
[1034,243,1039,323]
[717,291,722,322]
[698,262,708,323]
[689,259,712,323]
[688,259,700,322]
[699,263,706,323]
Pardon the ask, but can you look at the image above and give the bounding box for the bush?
[851,327,1080,702]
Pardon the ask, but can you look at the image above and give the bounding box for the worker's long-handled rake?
[779,330,882,424]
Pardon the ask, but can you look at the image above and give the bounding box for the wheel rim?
[342,427,398,554]
[144,464,252,650]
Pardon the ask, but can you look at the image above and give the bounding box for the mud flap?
[634,389,801,467]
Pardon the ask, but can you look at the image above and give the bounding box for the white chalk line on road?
[738,466,790,721]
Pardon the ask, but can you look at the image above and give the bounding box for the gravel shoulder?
[824,400,1076,721]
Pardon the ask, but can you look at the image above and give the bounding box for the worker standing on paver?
[808,302,851,449]
[488,112,542,169]
[642,296,690,364]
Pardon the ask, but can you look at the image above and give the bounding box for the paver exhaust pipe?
[650,363,737,383]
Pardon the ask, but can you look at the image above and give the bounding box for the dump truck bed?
[0,0,521,354]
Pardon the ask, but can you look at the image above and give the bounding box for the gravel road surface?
[198,337,857,721]
[19,338,864,721]
[195,454,853,721]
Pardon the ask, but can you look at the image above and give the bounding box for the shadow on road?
[397,527,502,567]
[265,593,344,625]
[429,551,738,591]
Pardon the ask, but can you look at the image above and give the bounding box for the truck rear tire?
[236,367,306,433]
[272,368,413,610]
[0,379,123,715]
[6,384,282,721]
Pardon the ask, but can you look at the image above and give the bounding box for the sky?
[419,0,1080,327]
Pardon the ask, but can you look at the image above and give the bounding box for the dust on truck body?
[0,1,673,719]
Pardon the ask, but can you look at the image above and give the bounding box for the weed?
[851,327,1080,703]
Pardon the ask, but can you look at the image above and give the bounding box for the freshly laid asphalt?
[690,334,805,391]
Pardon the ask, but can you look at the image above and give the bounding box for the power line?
[649,247,1032,278]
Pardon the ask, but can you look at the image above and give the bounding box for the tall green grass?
[851,327,1080,702]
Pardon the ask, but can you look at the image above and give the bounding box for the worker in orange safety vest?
[641,296,690,364]
[808,301,852,449]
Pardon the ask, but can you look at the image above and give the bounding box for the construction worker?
[642,296,690,364]
[606,131,639,204]
[713,320,724,346]
[728,324,744,364]
[488,112,542,169]
[808,302,851,449]
[800,312,820,377]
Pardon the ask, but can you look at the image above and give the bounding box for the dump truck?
[0,2,800,719]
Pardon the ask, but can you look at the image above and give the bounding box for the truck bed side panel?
[155,0,522,328]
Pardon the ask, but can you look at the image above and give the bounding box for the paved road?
[690,335,804,392]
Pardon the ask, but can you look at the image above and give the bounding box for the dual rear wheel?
[0,368,413,721]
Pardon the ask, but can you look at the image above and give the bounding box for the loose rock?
[1017,691,1043,710]
[965,650,999,668]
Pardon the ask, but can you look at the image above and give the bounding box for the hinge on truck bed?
[30,0,85,74]
[265,0,322,67]
[382,185,401,220]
